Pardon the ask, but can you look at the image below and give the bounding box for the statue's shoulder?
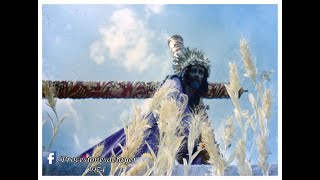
[161,74,181,85]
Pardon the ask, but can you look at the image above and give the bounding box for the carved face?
[188,65,205,89]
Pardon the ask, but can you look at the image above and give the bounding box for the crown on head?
[172,47,211,76]
[168,35,211,76]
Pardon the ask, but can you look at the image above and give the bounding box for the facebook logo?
[42,151,56,165]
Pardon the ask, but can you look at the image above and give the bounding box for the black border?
[9,0,38,178]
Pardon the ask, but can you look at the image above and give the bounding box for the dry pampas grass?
[149,81,178,114]
[262,89,272,121]
[125,153,153,176]
[151,95,187,175]
[222,38,274,176]
[43,81,57,115]
[238,38,272,175]
[224,63,242,132]
[240,38,257,84]
[235,139,252,176]
[121,102,151,159]
[200,119,224,175]
[111,84,187,176]
[255,88,271,175]
[183,107,208,175]
[82,144,105,176]
[139,84,189,176]
[223,116,236,150]
[109,102,151,175]
[228,63,241,95]
[43,81,70,151]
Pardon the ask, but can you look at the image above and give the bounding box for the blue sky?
[41,4,278,164]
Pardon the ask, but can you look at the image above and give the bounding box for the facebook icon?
[42,151,56,165]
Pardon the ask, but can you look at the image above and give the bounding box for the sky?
[41,3,279,165]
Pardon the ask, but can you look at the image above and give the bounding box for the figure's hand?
[238,88,248,98]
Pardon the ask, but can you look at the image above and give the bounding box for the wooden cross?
[42,80,244,99]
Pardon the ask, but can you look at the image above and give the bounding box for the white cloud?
[89,8,167,73]
[160,55,172,77]
[88,136,103,146]
[145,4,164,15]
[89,41,106,64]
[57,99,79,121]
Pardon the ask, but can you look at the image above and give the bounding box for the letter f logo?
[47,152,55,164]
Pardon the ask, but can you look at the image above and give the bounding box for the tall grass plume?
[151,95,187,175]
[200,118,224,175]
[240,38,257,84]
[82,144,105,176]
[42,81,70,151]
[223,116,236,150]
[183,107,207,175]
[235,139,252,176]
[109,102,151,175]
[239,38,273,175]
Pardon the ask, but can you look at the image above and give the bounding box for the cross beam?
[42,80,243,99]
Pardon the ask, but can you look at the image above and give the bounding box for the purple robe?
[79,76,209,165]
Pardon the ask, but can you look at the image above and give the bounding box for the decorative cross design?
[42,80,243,99]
